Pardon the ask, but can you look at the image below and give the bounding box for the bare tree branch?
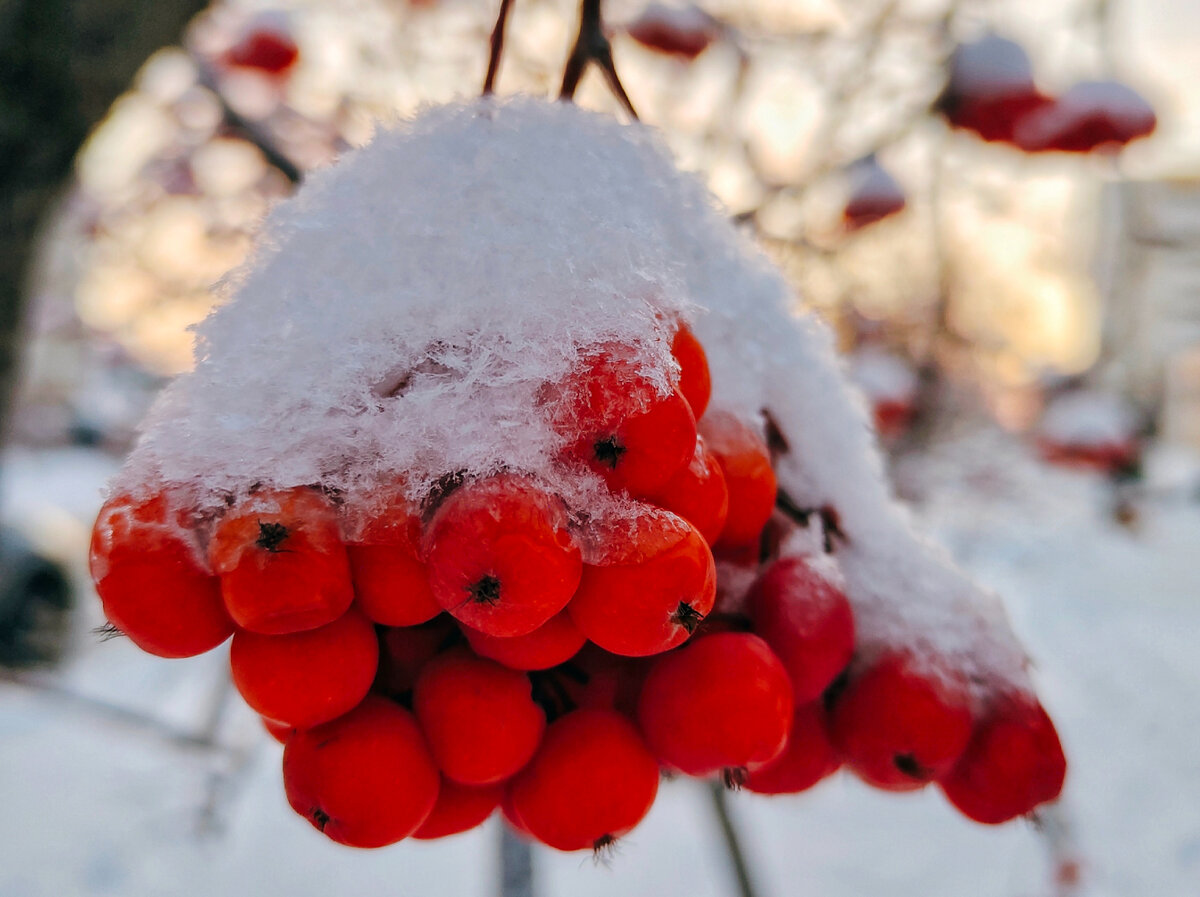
[559,0,637,120]
[483,0,515,96]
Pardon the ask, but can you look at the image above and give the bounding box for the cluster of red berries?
[89,321,1065,853]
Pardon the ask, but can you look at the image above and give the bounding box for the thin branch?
[483,0,515,96]
[559,0,638,120]
[707,781,759,897]
[499,824,534,897]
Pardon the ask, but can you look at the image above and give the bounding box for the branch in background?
[560,0,638,120]
[483,0,515,95]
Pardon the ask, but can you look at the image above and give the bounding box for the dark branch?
[559,0,638,120]
[483,0,515,95]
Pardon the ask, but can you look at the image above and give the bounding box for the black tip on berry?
[592,834,618,863]
[671,601,704,634]
[467,575,502,606]
[93,622,125,642]
[256,521,291,552]
[893,753,932,780]
[311,808,331,832]
[721,767,748,790]
[592,436,627,469]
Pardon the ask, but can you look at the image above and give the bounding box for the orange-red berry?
[413,778,503,840]
[699,412,777,549]
[670,323,712,419]
[744,703,842,795]
[649,437,729,545]
[461,609,586,671]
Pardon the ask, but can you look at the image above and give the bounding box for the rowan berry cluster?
[89,318,1065,853]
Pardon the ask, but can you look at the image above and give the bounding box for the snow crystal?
[946,34,1035,101]
[119,96,1032,696]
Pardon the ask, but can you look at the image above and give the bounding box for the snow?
[849,347,918,404]
[1015,81,1157,151]
[114,95,1030,697]
[946,35,1036,101]
[1040,390,1138,447]
[5,434,1200,895]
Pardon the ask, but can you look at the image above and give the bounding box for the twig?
[499,824,534,897]
[707,780,759,897]
[559,0,637,120]
[483,0,515,95]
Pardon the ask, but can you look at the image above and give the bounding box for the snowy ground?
[1,435,1198,897]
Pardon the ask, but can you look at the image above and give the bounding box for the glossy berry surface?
[699,411,777,550]
[461,609,586,671]
[744,702,842,795]
[650,437,729,545]
[670,323,712,419]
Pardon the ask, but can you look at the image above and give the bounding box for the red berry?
[550,351,697,498]
[224,29,299,75]
[744,703,841,794]
[569,508,716,657]
[209,487,354,635]
[939,693,1067,824]
[261,716,296,744]
[344,486,440,626]
[462,609,585,671]
[231,608,378,729]
[508,709,659,851]
[649,437,729,545]
[828,652,973,791]
[374,615,456,696]
[699,412,777,550]
[89,490,233,658]
[638,632,793,778]
[425,475,582,637]
[563,644,651,718]
[413,649,546,785]
[413,779,503,840]
[283,696,439,848]
[670,323,712,418]
[747,556,855,703]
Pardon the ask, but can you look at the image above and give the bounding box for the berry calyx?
[550,351,697,498]
[424,475,582,637]
[89,489,233,658]
[568,508,716,657]
[637,632,793,777]
[939,692,1067,824]
[827,652,973,791]
[209,487,354,635]
[282,697,439,848]
[413,649,546,785]
[507,709,659,851]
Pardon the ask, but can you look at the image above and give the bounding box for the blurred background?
[1,1,1198,896]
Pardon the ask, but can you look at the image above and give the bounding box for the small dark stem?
[707,780,759,897]
[559,0,638,120]
[483,0,515,95]
[499,824,534,897]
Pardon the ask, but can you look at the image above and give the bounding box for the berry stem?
[707,780,760,897]
[499,823,534,897]
[482,0,515,95]
[559,0,638,120]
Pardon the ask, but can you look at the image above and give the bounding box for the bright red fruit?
[283,697,439,848]
[209,487,354,635]
[261,716,295,744]
[637,632,793,779]
[343,486,440,626]
[939,692,1067,824]
[224,29,300,76]
[508,709,659,851]
[425,475,582,637]
[671,323,712,418]
[550,351,697,498]
[461,609,585,671]
[231,608,378,728]
[745,703,841,794]
[699,412,777,550]
[569,508,716,657]
[89,490,233,658]
[413,649,546,785]
[413,779,503,840]
[747,556,855,703]
[374,615,456,696]
[626,5,720,60]
[828,652,973,791]
[650,437,729,545]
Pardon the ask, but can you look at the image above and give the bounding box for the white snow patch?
[849,347,917,404]
[1040,390,1138,448]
